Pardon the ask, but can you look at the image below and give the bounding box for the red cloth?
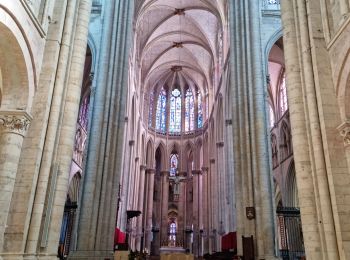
[114,227,126,245]
[222,232,237,251]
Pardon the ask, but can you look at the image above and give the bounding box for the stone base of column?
[68,250,115,259]
[259,254,278,260]
[0,253,24,260]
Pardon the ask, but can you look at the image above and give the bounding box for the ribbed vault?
[135,0,227,102]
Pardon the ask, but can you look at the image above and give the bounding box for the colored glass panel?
[198,92,203,128]
[170,153,178,177]
[185,88,195,131]
[169,88,181,133]
[156,87,167,132]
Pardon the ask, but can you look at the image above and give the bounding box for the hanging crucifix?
[170,170,187,196]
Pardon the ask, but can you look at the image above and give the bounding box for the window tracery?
[156,87,167,132]
[198,91,203,128]
[279,74,288,116]
[271,134,278,168]
[185,88,195,131]
[169,88,181,133]
[269,105,275,128]
[149,90,154,127]
[170,153,179,177]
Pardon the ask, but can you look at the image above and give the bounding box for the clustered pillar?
[0,111,31,248]
[144,168,155,252]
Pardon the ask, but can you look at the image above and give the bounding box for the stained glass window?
[149,90,154,127]
[185,88,195,131]
[170,153,178,177]
[198,91,203,128]
[169,88,181,133]
[78,95,90,130]
[169,222,176,246]
[269,105,275,128]
[279,74,288,115]
[156,87,167,132]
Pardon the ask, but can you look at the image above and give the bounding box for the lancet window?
[170,153,179,177]
[279,74,288,116]
[156,87,167,132]
[185,88,195,131]
[198,91,203,128]
[169,88,182,133]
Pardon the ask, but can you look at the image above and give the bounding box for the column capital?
[140,165,147,171]
[337,121,350,146]
[0,110,32,137]
[160,171,170,176]
[216,142,224,148]
[192,170,202,175]
[201,166,209,173]
[146,168,156,174]
[179,171,187,177]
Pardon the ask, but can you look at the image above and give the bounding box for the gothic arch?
[68,172,81,203]
[141,134,146,164]
[336,48,350,120]
[0,8,35,111]
[279,120,292,160]
[146,139,155,168]
[155,141,167,169]
[264,29,283,67]
[284,161,298,207]
[195,138,203,169]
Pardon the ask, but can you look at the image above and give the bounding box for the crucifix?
[170,170,187,196]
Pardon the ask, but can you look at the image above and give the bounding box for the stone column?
[144,168,155,252]
[160,171,169,246]
[192,170,202,257]
[136,165,147,251]
[281,0,341,259]
[0,111,31,248]
[201,167,209,255]
[209,158,217,253]
[177,171,187,248]
[71,0,134,258]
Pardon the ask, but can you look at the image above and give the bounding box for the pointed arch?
[284,161,298,207]
[280,120,292,160]
[146,139,155,168]
[68,172,81,203]
[155,141,167,169]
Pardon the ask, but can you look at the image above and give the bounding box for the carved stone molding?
[337,121,350,146]
[216,142,224,148]
[160,171,170,177]
[140,165,147,171]
[146,168,156,174]
[201,167,209,173]
[0,110,32,136]
[192,170,202,175]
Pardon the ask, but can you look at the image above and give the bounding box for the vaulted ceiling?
[135,0,228,96]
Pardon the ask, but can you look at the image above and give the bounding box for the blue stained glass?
[156,87,167,132]
[170,154,178,177]
[197,92,203,128]
[185,88,195,131]
[169,88,181,133]
[149,91,154,127]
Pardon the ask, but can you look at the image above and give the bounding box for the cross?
[169,170,186,195]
